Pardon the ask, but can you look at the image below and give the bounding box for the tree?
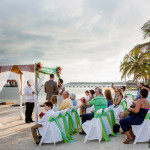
[141,20,150,39]
[120,48,150,85]
[120,20,150,85]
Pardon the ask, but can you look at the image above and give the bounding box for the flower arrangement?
[35,62,43,74]
[56,66,62,79]
[39,112,45,119]
[80,97,86,103]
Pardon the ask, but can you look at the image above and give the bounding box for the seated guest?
[135,83,144,101]
[51,95,59,112]
[104,89,114,107]
[121,86,127,98]
[31,102,54,144]
[80,88,108,134]
[119,89,149,144]
[89,89,95,101]
[85,90,90,102]
[143,85,150,103]
[70,93,77,106]
[79,90,94,116]
[113,88,123,107]
[59,91,73,110]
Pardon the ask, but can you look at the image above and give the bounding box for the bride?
[57,79,65,106]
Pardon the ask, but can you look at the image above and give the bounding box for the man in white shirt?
[31,102,54,144]
[23,80,35,123]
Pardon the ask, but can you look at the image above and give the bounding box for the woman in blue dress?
[119,89,150,144]
[104,89,114,107]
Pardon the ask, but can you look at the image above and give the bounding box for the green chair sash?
[95,113,110,141]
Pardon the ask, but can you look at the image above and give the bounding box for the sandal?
[123,138,134,144]
[79,130,85,135]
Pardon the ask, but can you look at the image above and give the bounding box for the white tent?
[0,64,40,123]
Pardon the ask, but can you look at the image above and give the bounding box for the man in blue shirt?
[135,83,144,100]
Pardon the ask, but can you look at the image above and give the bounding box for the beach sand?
[0,105,149,150]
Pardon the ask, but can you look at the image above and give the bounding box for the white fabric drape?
[0,66,13,92]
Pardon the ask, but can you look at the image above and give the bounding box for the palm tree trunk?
[136,70,138,89]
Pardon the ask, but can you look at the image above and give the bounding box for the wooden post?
[20,74,24,119]
[35,64,38,124]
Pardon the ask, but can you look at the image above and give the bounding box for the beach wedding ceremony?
[0,0,150,150]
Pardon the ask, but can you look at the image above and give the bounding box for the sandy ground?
[0,105,150,150]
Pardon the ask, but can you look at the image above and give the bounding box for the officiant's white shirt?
[23,85,34,103]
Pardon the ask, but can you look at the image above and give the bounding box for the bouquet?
[39,112,45,119]
[80,97,86,103]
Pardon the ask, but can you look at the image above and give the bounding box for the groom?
[44,74,58,101]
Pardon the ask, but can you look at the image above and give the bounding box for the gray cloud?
[0,0,150,82]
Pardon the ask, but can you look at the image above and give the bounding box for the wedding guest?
[113,88,123,107]
[70,93,77,106]
[44,74,58,101]
[79,90,94,116]
[80,88,107,134]
[143,85,150,102]
[85,90,90,102]
[51,95,59,112]
[31,102,54,144]
[135,83,144,101]
[121,86,127,98]
[58,79,65,106]
[59,91,73,110]
[23,80,35,123]
[79,90,90,115]
[104,89,114,107]
[119,89,149,144]
[89,89,95,101]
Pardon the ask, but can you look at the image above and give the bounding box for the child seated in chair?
[31,101,54,144]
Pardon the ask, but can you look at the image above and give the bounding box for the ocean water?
[0,86,137,103]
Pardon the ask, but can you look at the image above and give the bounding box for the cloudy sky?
[0,0,150,83]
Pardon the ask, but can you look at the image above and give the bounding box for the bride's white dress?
[57,86,64,106]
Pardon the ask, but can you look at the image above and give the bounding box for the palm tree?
[141,20,150,39]
[120,49,150,85]
[120,20,150,85]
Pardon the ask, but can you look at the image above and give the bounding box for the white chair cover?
[86,105,95,113]
[113,105,124,119]
[58,110,68,137]
[132,110,150,144]
[39,112,63,145]
[102,108,112,135]
[71,106,78,128]
[83,109,103,143]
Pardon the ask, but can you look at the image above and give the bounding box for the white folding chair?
[102,108,112,135]
[113,105,124,120]
[39,111,63,146]
[132,110,150,144]
[83,109,103,143]
[58,109,68,137]
[86,105,95,113]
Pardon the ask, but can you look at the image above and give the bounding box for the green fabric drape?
[110,109,116,127]
[58,113,72,140]
[49,116,71,143]
[65,112,79,135]
[103,111,116,136]
[120,100,128,111]
[95,113,110,141]
[71,109,82,129]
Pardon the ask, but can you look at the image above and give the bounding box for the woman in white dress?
[57,79,65,106]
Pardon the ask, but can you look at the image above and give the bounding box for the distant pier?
[64,82,126,88]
